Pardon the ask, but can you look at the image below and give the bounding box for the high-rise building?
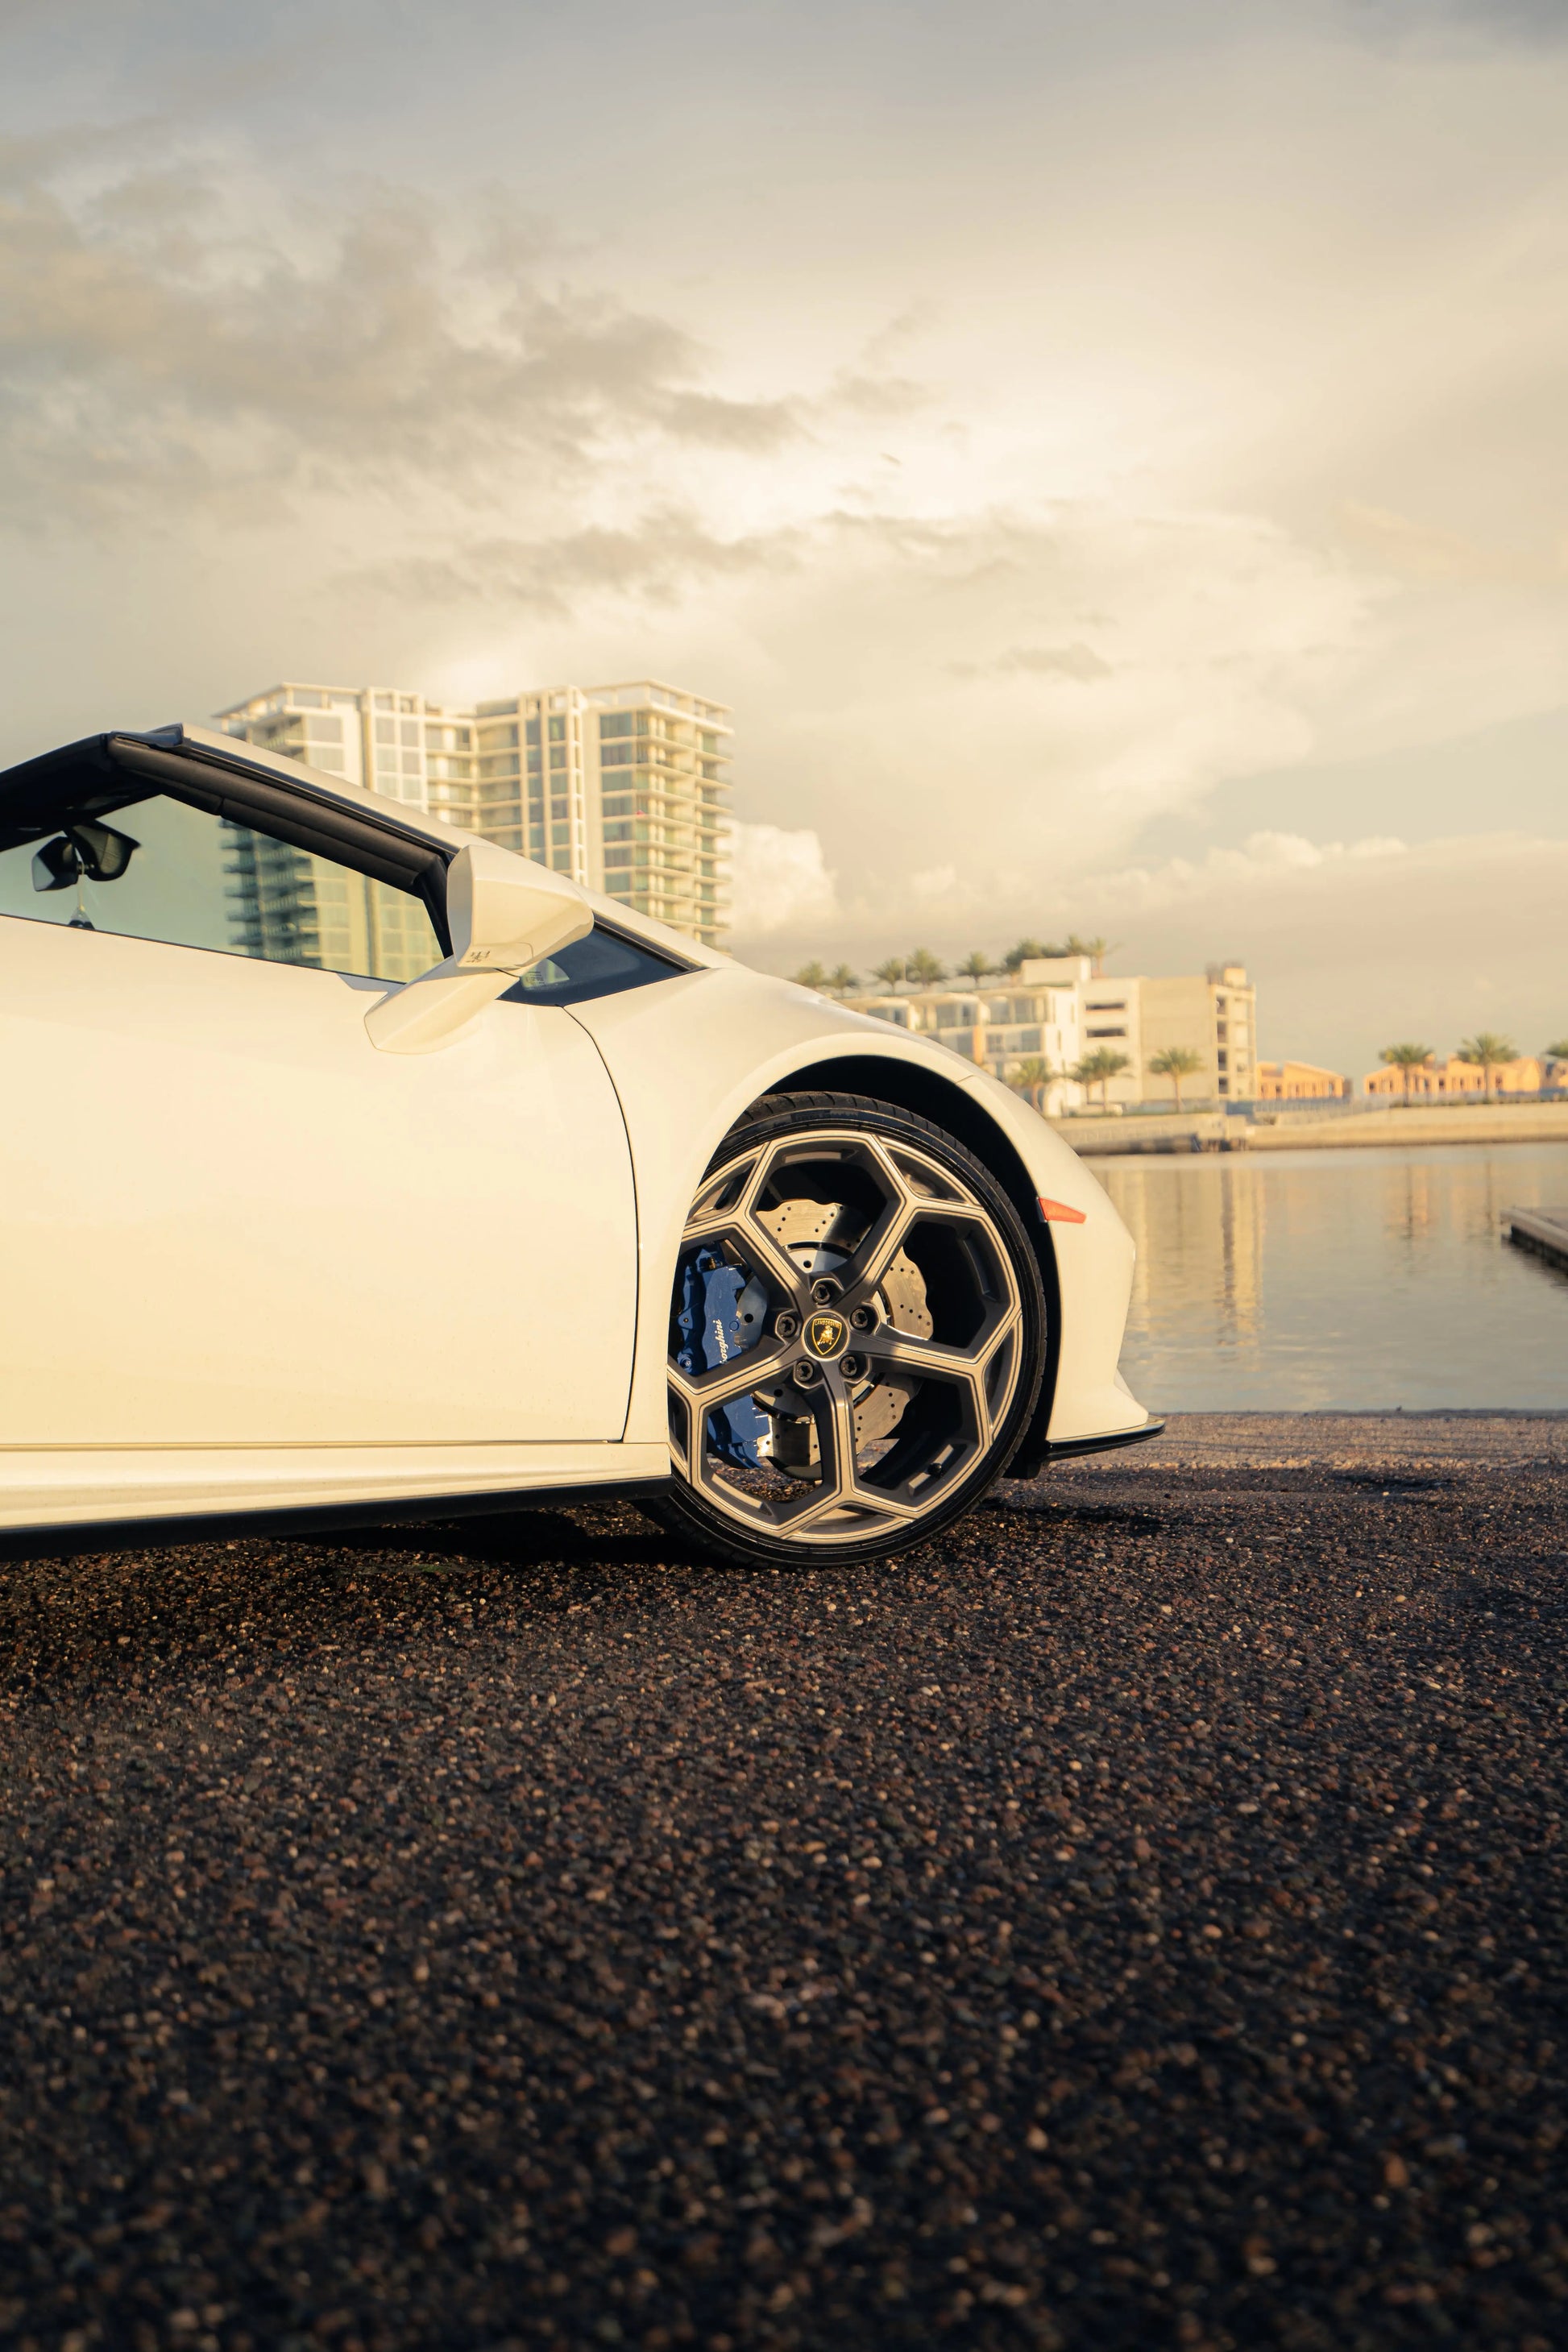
[212,676,733,947]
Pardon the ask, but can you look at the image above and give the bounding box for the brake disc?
[753,1197,932,1463]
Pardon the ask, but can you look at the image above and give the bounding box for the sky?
[2,0,1566,1076]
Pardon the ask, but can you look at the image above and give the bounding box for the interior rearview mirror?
[32,820,140,892]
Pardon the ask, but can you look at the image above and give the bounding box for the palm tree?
[827,963,859,995]
[1002,937,1067,973]
[957,949,993,982]
[1377,1041,1434,1105]
[1072,1047,1131,1111]
[871,956,906,990]
[1457,1031,1516,1101]
[1147,1043,1205,1112]
[1545,1038,1568,1061]
[1064,932,1117,976]
[1006,1055,1058,1110]
[906,947,948,988]
[792,960,828,991]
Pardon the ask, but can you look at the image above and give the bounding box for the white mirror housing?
[365,842,592,1055]
[446,840,592,973]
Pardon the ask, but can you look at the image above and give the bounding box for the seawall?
[1053,1100,1568,1155]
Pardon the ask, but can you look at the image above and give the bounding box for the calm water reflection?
[1097,1143,1568,1411]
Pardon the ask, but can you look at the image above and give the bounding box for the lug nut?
[849,1305,873,1330]
[793,1359,821,1388]
[811,1278,840,1305]
[840,1353,866,1381]
[775,1311,799,1339]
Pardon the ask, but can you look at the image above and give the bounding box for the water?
[1096,1142,1568,1412]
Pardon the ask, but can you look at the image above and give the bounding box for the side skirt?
[0,1479,670,1566]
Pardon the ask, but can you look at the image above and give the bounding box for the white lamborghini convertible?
[0,724,1156,1566]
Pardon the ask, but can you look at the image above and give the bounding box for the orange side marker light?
[1037,1197,1088,1225]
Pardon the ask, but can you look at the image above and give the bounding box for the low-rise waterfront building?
[839,956,1259,1110]
[1363,1054,1545,1097]
[1257,1060,1348,1100]
[840,956,1089,1114]
[1136,964,1258,1106]
[1019,960,1259,1109]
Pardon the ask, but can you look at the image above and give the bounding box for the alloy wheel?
[667,1123,1028,1548]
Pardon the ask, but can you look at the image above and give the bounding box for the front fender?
[568,969,1151,1455]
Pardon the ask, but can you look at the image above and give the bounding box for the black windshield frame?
[0,732,454,954]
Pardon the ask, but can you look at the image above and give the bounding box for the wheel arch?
[736,1052,1062,1477]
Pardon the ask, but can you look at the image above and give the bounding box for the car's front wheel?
[648,1090,1047,1569]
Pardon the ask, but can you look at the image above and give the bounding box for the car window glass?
[0,789,442,984]
[500,923,687,1007]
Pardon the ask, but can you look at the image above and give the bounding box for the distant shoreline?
[1059,1100,1568,1155]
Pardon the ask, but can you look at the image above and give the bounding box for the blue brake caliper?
[676,1247,772,1470]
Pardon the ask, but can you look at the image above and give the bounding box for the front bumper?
[1040,1417,1168,1464]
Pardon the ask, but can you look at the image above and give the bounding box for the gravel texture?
[2,1438,1566,2352]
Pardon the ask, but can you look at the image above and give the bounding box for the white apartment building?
[843,956,1093,1114]
[213,676,732,947]
[1118,964,1257,1106]
[842,957,1258,1109]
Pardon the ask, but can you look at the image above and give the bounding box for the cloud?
[728,822,839,935]
[950,641,1111,682]
[717,499,1377,902]
[0,145,805,527]
[344,511,799,618]
[1097,829,1412,900]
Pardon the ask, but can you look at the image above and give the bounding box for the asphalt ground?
[2,1433,1566,2352]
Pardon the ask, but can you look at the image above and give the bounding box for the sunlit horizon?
[2,0,1566,1072]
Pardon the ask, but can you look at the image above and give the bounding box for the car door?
[0,761,637,1465]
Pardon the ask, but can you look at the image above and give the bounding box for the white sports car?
[0,724,1156,1567]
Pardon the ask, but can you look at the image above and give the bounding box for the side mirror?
[446,840,591,973]
[365,840,592,1055]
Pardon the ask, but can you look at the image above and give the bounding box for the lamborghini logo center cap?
[803,1309,849,1361]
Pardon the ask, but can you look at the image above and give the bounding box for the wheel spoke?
[678,1213,809,1313]
[865,1301,1018,1386]
[669,1340,792,1412]
[682,1148,765,1231]
[782,1374,924,1533]
[860,1305,1020,1455]
[836,1194,917,1301]
[738,1134,868,1305]
[877,1346,988,1446]
[819,1135,919,1297]
[679,1205,742,1251]
[737,1213,816,1309]
[836,1198,999,1317]
[815,1376,859,1504]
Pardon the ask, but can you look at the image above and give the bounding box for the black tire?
[646,1090,1047,1569]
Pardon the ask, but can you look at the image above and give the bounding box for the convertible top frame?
[0,728,458,953]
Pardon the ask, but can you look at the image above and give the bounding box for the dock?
[1506,1205,1568,1270]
